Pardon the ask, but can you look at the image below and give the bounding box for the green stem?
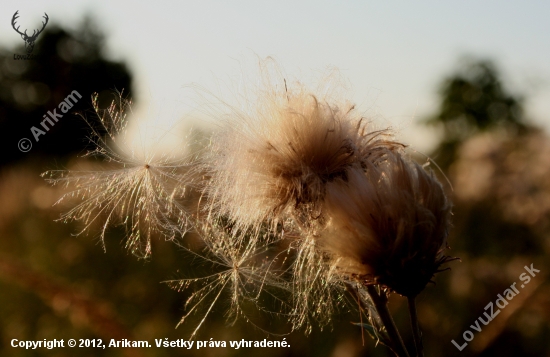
[407,296,424,357]
[365,285,410,357]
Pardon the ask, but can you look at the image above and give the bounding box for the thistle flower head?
[321,150,452,297]
[42,93,194,257]
[205,73,400,233]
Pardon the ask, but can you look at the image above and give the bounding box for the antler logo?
[12,10,49,54]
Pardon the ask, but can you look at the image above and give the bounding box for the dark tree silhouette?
[425,59,527,169]
[0,16,133,168]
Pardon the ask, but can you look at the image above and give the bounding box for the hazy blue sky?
[2,1,549,151]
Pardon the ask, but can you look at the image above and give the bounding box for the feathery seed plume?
[167,222,289,339]
[42,93,193,257]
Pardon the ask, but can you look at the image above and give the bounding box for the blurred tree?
[0,15,133,168]
[418,58,550,357]
[424,57,545,257]
[425,58,528,169]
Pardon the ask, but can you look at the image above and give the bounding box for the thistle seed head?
[204,74,400,234]
[322,150,453,297]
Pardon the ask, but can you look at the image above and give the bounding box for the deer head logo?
[12,11,49,54]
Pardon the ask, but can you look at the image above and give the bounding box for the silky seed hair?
[289,233,347,333]
[42,93,194,257]
[167,221,290,339]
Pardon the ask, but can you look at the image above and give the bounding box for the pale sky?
[2,1,549,152]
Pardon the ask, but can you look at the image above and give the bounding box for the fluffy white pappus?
[321,150,452,297]
[167,222,290,339]
[42,93,195,258]
[289,234,346,333]
[204,75,400,233]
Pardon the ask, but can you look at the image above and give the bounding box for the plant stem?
[365,285,410,357]
[407,296,424,357]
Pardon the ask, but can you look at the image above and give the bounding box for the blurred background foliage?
[0,16,133,168]
[0,17,549,357]
[418,58,550,357]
